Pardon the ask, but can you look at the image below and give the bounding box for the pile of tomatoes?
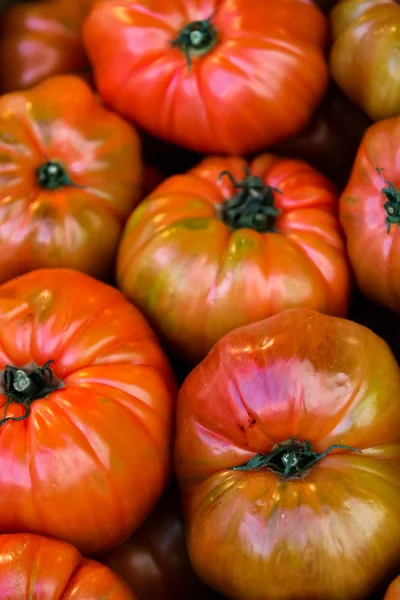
[0,1,400,599]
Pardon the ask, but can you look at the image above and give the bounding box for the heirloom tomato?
[0,269,175,555]
[174,308,400,600]
[83,0,329,155]
[117,155,351,364]
[0,75,142,284]
[385,576,400,600]
[0,533,135,600]
[339,116,400,312]
[0,0,93,93]
[330,0,400,120]
[102,485,213,600]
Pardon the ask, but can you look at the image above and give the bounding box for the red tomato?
[101,485,214,600]
[385,576,400,600]
[0,533,136,600]
[117,155,351,364]
[174,308,400,600]
[83,0,329,155]
[0,269,175,555]
[0,0,94,93]
[0,75,142,284]
[340,117,400,312]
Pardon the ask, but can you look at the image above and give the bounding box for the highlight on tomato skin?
[0,533,137,600]
[174,308,400,600]
[0,268,176,556]
[116,154,352,365]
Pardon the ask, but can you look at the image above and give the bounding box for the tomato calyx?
[171,16,218,69]
[36,160,81,191]
[377,168,400,233]
[231,439,361,479]
[0,361,62,427]
[218,168,282,233]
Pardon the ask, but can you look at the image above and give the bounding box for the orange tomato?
[0,269,175,555]
[385,576,400,600]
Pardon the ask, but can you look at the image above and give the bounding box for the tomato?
[385,576,400,600]
[0,533,135,600]
[273,85,372,187]
[339,116,400,312]
[0,0,93,93]
[117,154,351,364]
[101,484,216,600]
[0,75,142,284]
[330,0,400,120]
[174,308,400,600]
[0,269,175,555]
[83,0,329,155]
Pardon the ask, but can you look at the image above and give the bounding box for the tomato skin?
[101,485,214,600]
[330,0,400,120]
[0,533,136,600]
[339,117,400,312]
[0,75,142,284]
[0,0,93,93]
[117,155,351,364]
[83,0,329,155]
[0,269,175,555]
[174,308,400,600]
[385,576,400,600]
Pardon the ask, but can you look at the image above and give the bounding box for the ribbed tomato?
[0,75,142,284]
[174,308,400,600]
[0,0,93,93]
[0,269,175,555]
[83,0,329,154]
[0,533,136,600]
[330,0,400,120]
[339,116,400,312]
[117,155,351,363]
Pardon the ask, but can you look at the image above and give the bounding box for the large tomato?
[0,0,93,93]
[0,74,142,284]
[0,533,135,600]
[339,116,400,312]
[117,155,351,364]
[83,0,329,155]
[385,576,400,600]
[101,485,216,600]
[0,269,175,555]
[174,308,400,600]
[330,0,400,120]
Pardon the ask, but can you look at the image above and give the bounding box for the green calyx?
[36,160,77,191]
[218,168,282,233]
[377,168,400,233]
[231,438,361,479]
[171,16,218,69]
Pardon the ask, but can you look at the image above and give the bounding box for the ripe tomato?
[174,308,400,600]
[0,269,175,555]
[330,0,400,120]
[273,85,371,187]
[0,533,135,600]
[0,0,93,93]
[101,485,215,600]
[339,116,400,312]
[117,155,351,364]
[385,576,400,600]
[0,75,142,284]
[83,0,329,155]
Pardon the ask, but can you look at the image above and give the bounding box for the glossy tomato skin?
[101,485,214,600]
[330,0,400,120]
[117,155,351,364]
[0,75,142,284]
[174,308,400,600]
[339,117,400,312]
[0,0,93,93]
[0,533,136,600]
[0,269,175,555]
[385,576,400,600]
[83,0,329,155]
